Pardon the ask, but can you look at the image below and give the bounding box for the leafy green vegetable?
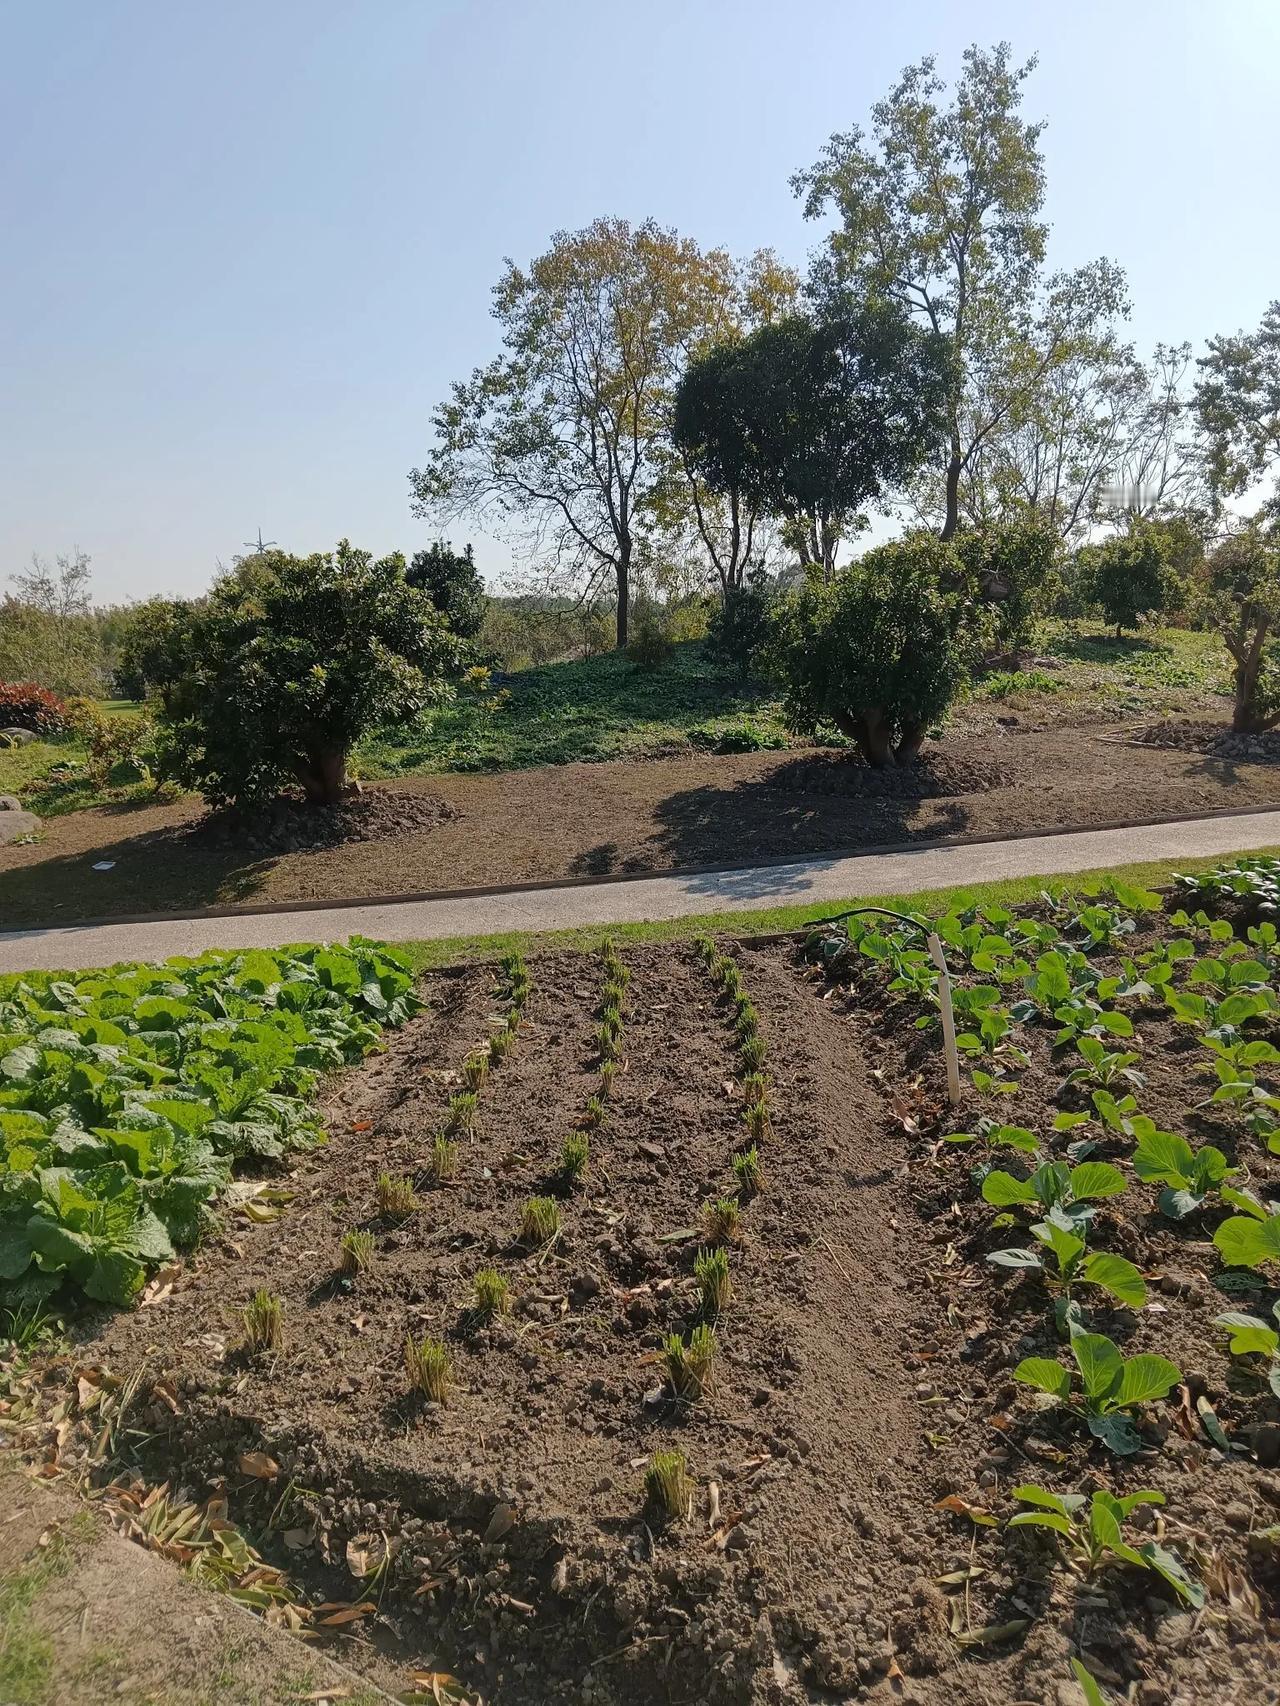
[0,940,419,1306]
[1013,1332,1181,1454]
[1131,1121,1236,1218]
[1009,1483,1202,1605]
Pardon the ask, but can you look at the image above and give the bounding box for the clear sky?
[2,0,1277,604]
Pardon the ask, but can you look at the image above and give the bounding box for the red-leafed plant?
[0,681,68,735]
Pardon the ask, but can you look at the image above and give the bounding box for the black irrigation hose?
[807,904,932,940]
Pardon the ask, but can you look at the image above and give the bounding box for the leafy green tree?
[148,542,461,808]
[1075,523,1178,637]
[653,248,801,599]
[793,44,1051,541]
[764,533,982,766]
[1200,527,1280,733]
[406,540,487,639]
[113,596,198,700]
[1195,301,1280,513]
[954,510,1059,657]
[411,217,736,649]
[705,578,774,680]
[672,307,950,579]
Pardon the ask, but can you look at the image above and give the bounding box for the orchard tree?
[672,305,950,579]
[149,543,461,808]
[406,540,487,639]
[1075,522,1178,637]
[1195,301,1280,514]
[1201,527,1280,733]
[411,217,735,648]
[764,533,982,766]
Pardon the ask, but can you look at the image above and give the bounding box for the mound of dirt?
[1124,720,1280,763]
[766,749,1008,799]
[190,786,457,856]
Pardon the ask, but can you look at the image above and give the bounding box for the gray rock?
[0,728,36,745]
[0,809,40,845]
[0,793,23,810]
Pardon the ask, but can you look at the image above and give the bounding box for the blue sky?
[2,0,1277,603]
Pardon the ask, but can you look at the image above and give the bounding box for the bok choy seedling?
[1014,1332,1180,1454]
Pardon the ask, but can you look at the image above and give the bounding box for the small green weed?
[663,1324,717,1401]
[241,1289,283,1353]
[377,1172,419,1218]
[645,1449,692,1520]
[732,1147,763,1197]
[701,1197,742,1244]
[694,1246,732,1315]
[472,1266,513,1319]
[560,1131,590,1184]
[428,1133,459,1182]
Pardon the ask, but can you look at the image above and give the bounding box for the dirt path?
[0,1467,391,1705]
[5,806,1280,971]
[5,721,1280,930]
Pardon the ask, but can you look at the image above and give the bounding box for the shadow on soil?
[641,758,973,884]
[0,818,276,927]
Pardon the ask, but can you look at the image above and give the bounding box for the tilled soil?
[41,931,1277,1703]
[5,719,1280,926]
[55,942,1001,1704]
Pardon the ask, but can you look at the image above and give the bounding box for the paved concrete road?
[3,809,1279,972]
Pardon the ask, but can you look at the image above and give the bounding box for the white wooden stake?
[927,931,963,1107]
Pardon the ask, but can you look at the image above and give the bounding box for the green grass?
[393,845,1280,971]
[356,640,796,775]
[0,701,148,818]
[965,621,1229,718]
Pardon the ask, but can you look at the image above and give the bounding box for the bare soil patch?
[4,719,1280,926]
[193,788,457,856]
[16,918,1273,1703]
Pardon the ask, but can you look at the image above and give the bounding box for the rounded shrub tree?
[954,512,1060,659]
[764,533,982,766]
[1201,527,1280,733]
[1075,524,1178,637]
[150,542,462,809]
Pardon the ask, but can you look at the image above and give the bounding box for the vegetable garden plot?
[10,895,1279,1706]
[804,868,1280,1702]
[17,940,987,1706]
[0,940,421,1307]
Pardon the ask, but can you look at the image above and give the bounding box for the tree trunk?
[615,551,630,650]
[939,441,963,542]
[895,723,927,765]
[834,709,894,767]
[296,746,348,804]
[1232,616,1270,733]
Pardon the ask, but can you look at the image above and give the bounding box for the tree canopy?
[672,306,951,578]
[1195,301,1280,515]
[407,540,488,639]
[147,543,462,808]
[410,217,737,648]
[764,534,983,765]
